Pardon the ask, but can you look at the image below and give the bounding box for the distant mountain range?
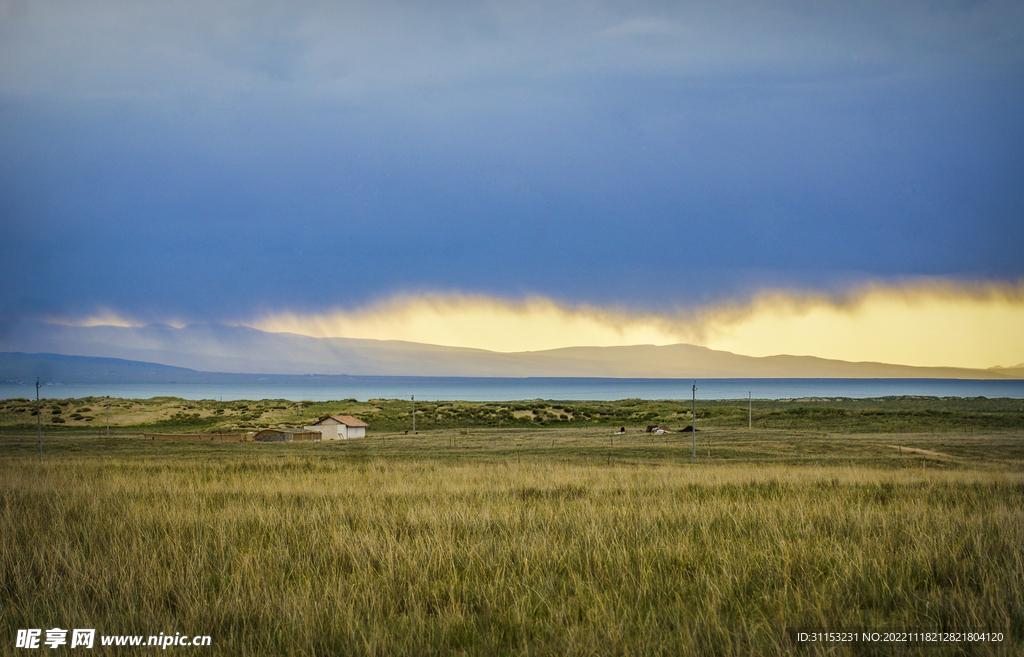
[0,320,1021,381]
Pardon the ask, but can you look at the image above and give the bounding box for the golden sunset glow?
[251,296,684,353]
[697,283,1024,369]
[247,281,1024,370]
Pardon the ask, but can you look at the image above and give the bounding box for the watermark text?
[16,629,211,649]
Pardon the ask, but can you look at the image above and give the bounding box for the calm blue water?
[3,378,1024,402]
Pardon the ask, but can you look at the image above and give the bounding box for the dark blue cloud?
[2,0,1023,321]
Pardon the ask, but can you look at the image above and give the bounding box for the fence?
[142,433,256,442]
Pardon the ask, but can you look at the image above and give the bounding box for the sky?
[1,0,1023,369]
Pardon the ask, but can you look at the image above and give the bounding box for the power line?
[692,381,697,463]
[36,378,42,460]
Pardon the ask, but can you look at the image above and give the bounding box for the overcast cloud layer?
[2,0,1023,326]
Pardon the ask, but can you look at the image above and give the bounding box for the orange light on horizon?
[247,281,1024,370]
[697,282,1024,369]
[251,295,683,353]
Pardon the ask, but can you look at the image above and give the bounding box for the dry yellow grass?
[2,428,1023,655]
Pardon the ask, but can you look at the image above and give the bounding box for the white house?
[304,414,369,440]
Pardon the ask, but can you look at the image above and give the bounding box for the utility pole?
[411,395,416,434]
[36,378,42,460]
[691,381,697,463]
[749,391,752,430]
[106,396,110,436]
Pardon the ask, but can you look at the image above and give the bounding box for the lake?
[4,377,1024,402]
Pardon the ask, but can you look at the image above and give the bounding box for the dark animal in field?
[680,425,698,432]
[646,425,658,433]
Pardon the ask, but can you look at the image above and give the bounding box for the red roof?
[314,414,369,428]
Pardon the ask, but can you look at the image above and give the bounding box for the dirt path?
[887,445,950,458]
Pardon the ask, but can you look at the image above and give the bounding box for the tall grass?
[2,439,1023,655]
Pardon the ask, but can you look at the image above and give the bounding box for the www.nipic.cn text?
[15,628,212,649]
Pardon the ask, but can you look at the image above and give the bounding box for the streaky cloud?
[248,294,687,353]
[695,280,1024,369]
[243,280,1024,369]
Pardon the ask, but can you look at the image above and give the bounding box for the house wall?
[306,423,340,440]
[336,424,366,439]
[304,418,366,440]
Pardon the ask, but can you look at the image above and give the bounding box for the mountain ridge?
[0,320,1019,380]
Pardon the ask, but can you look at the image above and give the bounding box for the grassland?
[1,397,1023,655]
[2,394,1023,435]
